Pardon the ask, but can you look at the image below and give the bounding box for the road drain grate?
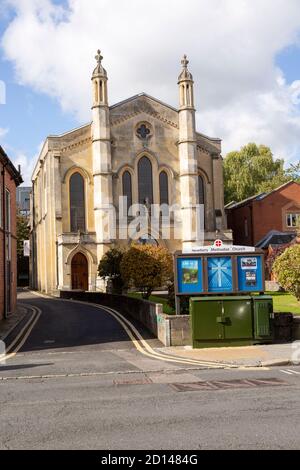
[170,377,288,392]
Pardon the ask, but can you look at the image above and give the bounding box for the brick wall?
[0,228,3,319]
[227,204,254,245]
[227,182,300,246]
[252,183,300,244]
[0,165,18,320]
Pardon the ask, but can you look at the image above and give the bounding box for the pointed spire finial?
[181,54,189,68]
[178,54,193,83]
[92,48,107,79]
[95,49,103,65]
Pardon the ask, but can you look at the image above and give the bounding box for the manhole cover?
[170,377,288,392]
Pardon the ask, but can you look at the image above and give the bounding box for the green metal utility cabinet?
[252,296,273,340]
[190,296,273,348]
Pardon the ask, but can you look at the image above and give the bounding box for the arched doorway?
[71,252,88,290]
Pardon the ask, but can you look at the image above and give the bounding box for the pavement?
[161,343,299,368]
[0,303,29,341]
[1,289,300,449]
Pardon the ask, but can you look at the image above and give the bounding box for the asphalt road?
[1,290,300,450]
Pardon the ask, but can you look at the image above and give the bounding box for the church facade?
[30,51,232,293]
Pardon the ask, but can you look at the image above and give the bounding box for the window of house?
[5,189,11,262]
[5,189,11,232]
[138,156,153,205]
[70,172,85,232]
[122,171,132,214]
[286,213,300,228]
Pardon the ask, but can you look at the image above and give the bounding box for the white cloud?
[0,127,9,138]
[13,152,34,185]
[0,140,42,185]
[12,142,42,185]
[1,0,300,161]
[200,71,300,160]
[0,125,35,184]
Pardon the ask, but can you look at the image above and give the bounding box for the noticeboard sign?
[177,258,203,294]
[237,255,263,292]
[175,249,265,296]
[207,256,233,293]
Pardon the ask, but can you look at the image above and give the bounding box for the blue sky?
[277,45,300,84]
[0,0,300,184]
[0,2,78,182]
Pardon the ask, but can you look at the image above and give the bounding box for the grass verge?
[128,291,300,315]
[127,292,175,315]
[266,291,300,315]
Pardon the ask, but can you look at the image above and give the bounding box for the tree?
[120,244,173,299]
[273,245,300,300]
[285,160,300,183]
[98,247,125,294]
[224,143,287,204]
[16,210,30,257]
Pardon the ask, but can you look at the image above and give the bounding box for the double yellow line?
[67,299,234,369]
[0,305,41,363]
[2,291,234,369]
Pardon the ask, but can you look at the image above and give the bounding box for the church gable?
[196,132,221,156]
[39,123,91,156]
[109,95,180,174]
[53,123,92,154]
[109,93,179,130]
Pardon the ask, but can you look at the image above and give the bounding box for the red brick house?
[225,181,300,246]
[0,146,23,320]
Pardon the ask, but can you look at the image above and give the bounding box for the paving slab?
[159,342,298,367]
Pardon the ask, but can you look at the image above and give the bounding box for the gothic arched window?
[70,172,85,232]
[122,171,132,214]
[198,175,205,205]
[198,174,205,229]
[137,234,158,246]
[138,156,153,205]
[159,171,169,205]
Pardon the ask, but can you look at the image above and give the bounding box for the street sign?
[182,244,256,254]
[174,247,265,313]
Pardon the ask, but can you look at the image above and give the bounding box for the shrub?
[273,244,300,300]
[98,247,125,294]
[120,244,173,299]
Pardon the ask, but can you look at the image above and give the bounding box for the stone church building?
[30,51,232,293]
